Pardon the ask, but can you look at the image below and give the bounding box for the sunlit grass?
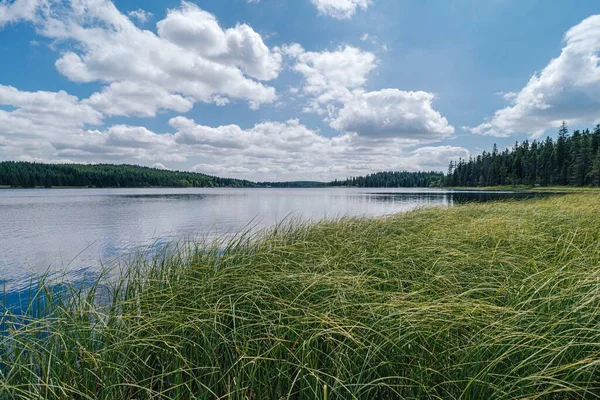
[449,185,600,192]
[2,194,600,399]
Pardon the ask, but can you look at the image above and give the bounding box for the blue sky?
[1,0,600,181]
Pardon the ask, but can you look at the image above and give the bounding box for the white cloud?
[127,9,152,23]
[85,81,194,117]
[0,0,44,26]
[157,2,281,81]
[408,146,469,170]
[284,45,454,142]
[0,84,103,128]
[0,93,467,180]
[152,162,170,170]
[286,44,377,96]
[470,15,600,138]
[310,0,372,19]
[283,44,378,113]
[0,85,104,161]
[495,91,517,102]
[171,117,464,180]
[360,33,388,52]
[33,0,280,112]
[170,117,331,153]
[330,89,455,140]
[51,124,187,163]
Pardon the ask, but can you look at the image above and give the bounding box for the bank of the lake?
[2,193,600,399]
[449,185,600,193]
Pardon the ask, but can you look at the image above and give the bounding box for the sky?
[1,0,600,181]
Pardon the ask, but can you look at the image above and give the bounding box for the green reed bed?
[2,194,600,399]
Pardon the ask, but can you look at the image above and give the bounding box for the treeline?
[330,171,445,188]
[448,122,600,187]
[0,162,258,188]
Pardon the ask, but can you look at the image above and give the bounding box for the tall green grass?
[2,194,600,399]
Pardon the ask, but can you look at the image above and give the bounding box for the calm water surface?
[0,188,552,294]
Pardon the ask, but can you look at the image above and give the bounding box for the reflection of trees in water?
[367,192,562,206]
[121,194,208,201]
[449,192,561,204]
[368,193,452,207]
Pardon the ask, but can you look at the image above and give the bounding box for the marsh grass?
[2,194,600,399]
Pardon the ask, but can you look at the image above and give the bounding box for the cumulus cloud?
[310,0,372,19]
[172,118,465,180]
[0,85,104,160]
[285,44,376,94]
[282,44,378,113]
[127,9,152,23]
[0,88,468,180]
[29,0,281,113]
[470,15,600,138]
[408,146,469,170]
[156,2,281,81]
[160,122,460,179]
[284,44,454,142]
[170,117,331,152]
[0,84,103,128]
[85,81,194,117]
[330,89,454,140]
[50,124,188,163]
[152,162,170,170]
[0,0,45,26]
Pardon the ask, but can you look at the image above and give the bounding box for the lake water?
[0,188,553,296]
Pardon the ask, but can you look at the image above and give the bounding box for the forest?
[447,122,600,187]
[329,171,445,188]
[0,162,443,188]
[331,122,600,188]
[0,162,258,188]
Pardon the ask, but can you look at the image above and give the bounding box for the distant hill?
[0,162,259,188]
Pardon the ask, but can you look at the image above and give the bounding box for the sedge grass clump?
[2,194,600,399]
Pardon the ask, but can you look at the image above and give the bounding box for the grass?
[2,194,600,399]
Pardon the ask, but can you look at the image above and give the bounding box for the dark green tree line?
[0,162,258,188]
[447,122,600,187]
[330,171,445,188]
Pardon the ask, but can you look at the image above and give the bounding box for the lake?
[0,188,554,296]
